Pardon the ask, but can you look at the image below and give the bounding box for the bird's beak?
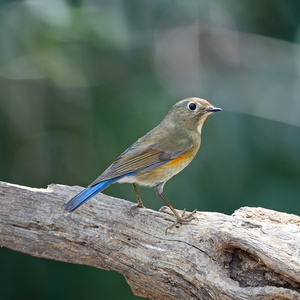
[206,107,222,113]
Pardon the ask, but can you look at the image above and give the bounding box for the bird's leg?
[156,190,197,235]
[129,183,145,216]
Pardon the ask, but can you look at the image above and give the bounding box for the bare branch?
[0,181,299,299]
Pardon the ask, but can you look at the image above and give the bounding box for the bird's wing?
[90,138,193,186]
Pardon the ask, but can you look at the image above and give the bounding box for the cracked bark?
[0,181,300,299]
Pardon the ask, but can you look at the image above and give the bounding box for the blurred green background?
[1,0,300,299]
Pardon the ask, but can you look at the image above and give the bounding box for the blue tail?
[64,178,118,212]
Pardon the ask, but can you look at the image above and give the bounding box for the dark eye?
[188,102,197,110]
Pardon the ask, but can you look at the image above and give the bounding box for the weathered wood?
[0,181,299,299]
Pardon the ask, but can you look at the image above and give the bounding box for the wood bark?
[0,181,299,299]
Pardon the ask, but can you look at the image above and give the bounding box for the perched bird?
[65,97,221,234]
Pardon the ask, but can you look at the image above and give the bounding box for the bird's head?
[168,97,221,133]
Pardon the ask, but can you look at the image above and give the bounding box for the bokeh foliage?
[0,0,300,299]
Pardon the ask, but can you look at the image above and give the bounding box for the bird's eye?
[188,102,197,111]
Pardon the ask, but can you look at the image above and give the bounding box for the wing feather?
[90,143,192,186]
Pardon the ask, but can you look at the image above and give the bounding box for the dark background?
[1,1,300,299]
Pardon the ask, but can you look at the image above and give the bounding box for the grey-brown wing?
[90,139,192,186]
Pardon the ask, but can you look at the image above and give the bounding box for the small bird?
[65,97,221,234]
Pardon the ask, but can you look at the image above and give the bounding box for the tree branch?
[0,181,299,299]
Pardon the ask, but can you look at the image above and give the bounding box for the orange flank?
[167,150,194,167]
[158,149,197,175]
[135,148,198,186]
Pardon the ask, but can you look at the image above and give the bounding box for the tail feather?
[64,178,118,212]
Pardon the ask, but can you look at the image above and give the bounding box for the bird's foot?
[129,202,145,216]
[165,208,197,235]
[130,183,145,216]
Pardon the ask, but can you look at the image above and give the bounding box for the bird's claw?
[165,208,197,235]
[129,202,145,216]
